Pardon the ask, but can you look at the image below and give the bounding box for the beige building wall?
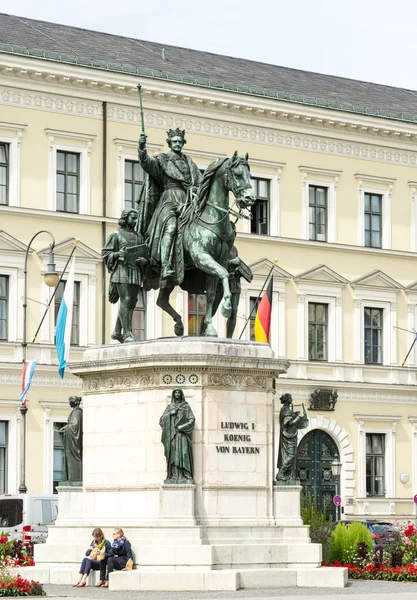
[0,50,416,519]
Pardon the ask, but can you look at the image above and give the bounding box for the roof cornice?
[2,53,417,149]
[2,42,417,127]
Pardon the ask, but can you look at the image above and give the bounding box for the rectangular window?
[308,302,328,361]
[53,422,65,493]
[0,276,8,341]
[133,289,146,341]
[250,178,270,235]
[0,143,9,206]
[249,296,260,341]
[188,293,206,337]
[54,280,80,346]
[364,193,382,248]
[124,160,144,211]
[309,185,328,242]
[366,433,385,496]
[364,307,383,364]
[56,151,80,213]
[0,422,7,494]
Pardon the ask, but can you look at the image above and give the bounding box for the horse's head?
[225,151,256,210]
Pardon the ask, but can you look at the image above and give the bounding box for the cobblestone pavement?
[44,580,417,599]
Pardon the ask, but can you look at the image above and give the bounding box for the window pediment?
[406,281,417,293]
[248,258,292,280]
[295,264,349,286]
[0,231,30,254]
[38,238,102,262]
[352,270,403,291]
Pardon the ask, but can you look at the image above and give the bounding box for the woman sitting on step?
[73,527,112,588]
[103,527,133,587]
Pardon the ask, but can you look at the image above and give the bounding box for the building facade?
[0,14,417,520]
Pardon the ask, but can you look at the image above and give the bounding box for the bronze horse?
[151,152,255,337]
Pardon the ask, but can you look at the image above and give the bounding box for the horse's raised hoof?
[204,324,218,337]
[221,301,232,319]
[174,321,184,336]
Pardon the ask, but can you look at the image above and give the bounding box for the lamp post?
[331,454,342,523]
[20,231,59,494]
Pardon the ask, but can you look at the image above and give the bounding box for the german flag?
[254,277,273,343]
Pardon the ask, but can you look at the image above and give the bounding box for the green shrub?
[301,491,333,563]
[329,522,373,565]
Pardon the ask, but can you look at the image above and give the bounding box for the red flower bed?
[324,562,417,581]
[0,576,44,596]
[0,534,43,595]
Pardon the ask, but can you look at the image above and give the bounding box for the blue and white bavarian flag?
[18,360,37,404]
[55,256,75,378]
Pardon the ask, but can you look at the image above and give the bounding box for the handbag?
[96,546,106,562]
[90,548,99,560]
[122,558,133,571]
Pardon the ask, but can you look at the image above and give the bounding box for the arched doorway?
[297,429,340,521]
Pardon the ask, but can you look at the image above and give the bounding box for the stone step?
[44,524,310,548]
[109,566,347,591]
[34,541,321,568]
[21,566,101,586]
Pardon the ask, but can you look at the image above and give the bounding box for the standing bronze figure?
[276,393,308,484]
[102,209,147,343]
[159,389,195,483]
[138,129,202,288]
[59,396,83,483]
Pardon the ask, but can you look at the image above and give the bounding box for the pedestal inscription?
[216,421,260,454]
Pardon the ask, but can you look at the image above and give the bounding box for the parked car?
[363,521,399,550]
[0,494,58,545]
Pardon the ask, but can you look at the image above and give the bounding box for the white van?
[0,494,58,544]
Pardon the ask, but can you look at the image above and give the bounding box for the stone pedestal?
[159,485,196,525]
[25,338,346,590]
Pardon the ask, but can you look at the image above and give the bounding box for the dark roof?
[1,13,417,124]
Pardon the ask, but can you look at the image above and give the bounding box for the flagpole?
[238,258,278,340]
[31,240,80,344]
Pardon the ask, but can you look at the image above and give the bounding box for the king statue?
[137,128,202,289]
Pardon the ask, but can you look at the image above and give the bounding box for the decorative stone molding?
[3,81,417,167]
[207,373,267,390]
[85,373,155,393]
[0,370,80,388]
[309,388,338,411]
[162,373,199,385]
[202,485,269,491]
[84,484,160,492]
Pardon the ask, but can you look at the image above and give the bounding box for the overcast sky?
[1,0,417,90]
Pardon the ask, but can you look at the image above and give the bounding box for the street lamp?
[20,230,59,494]
[331,454,342,522]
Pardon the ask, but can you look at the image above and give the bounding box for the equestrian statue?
[136,126,255,338]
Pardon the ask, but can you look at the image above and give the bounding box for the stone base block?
[22,566,101,586]
[54,488,83,526]
[159,485,196,525]
[110,570,239,591]
[273,485,303,525]
[297,566,348,588]
[108,567,347,591]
